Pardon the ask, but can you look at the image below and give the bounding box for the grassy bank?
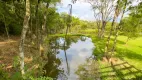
[50,31,142,70]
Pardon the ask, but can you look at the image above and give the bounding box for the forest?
[0,0,142,80]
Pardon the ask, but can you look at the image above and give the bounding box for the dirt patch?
[0,36,39,74]
[102,56,122,64]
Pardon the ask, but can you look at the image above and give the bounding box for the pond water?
[57,37,95,80]
[43,36,96,80]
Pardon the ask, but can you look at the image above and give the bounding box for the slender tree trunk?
[104,4,118,58]
[35,0,40,48]
[2,15,9,40]
[63,43,70,75]
[125,37,129,45]
[30,16,33,42]
[98,26,101,37]
[98,12,104,38]
[39,1,50,56]
[100,21,106,38]
[19,0,30,76]
[110,1,127,56]
[111,13,125,55]
[97,21,101,37]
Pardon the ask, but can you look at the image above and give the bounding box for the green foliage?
[0,0,23,35]
[30,76,53,80]
[10,72,23,80]
[0,66,9,80]
[9,25,22,35]
[121,17,140,39]
[13,56,20,68]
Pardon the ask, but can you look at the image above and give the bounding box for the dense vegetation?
[0,0,142,80]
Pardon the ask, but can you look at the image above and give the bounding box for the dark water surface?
[43,36,95,80]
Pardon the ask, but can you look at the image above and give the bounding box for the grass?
[83,31,142,70]
[115,36,142,70]
[76,29,142,79]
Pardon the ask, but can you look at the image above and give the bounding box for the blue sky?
[57,0,141,21]
[57,0,95,21]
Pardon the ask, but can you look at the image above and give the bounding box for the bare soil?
[0,36,39,74]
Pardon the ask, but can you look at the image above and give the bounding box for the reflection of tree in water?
[43,37,65,79]
[59,36,83,50]
[76,57,100,80]
[43,36,88,79]
[80,36,87,41]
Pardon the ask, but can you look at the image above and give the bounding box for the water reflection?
[76,57,100,80]
[43,37,64,79]
[43,36,95,80]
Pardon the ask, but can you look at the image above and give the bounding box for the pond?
[43,36,98,80]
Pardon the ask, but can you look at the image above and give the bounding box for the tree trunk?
[39,1,50,56]
[34,0,40,48]
[97,21,101,37]
[63,43,70,75]
[2,15,9,40]
[110,1,127,56]
[125,37,129,45]
[100,21,106,38]
[19,0,30,76]
[104,4,118,58]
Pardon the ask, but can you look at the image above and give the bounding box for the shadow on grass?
[100,62,142,80]
[91,36,125,60]
[91,36,105,60]
[116,48,142,61]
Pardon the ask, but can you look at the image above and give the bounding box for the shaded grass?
[99,61,142,80]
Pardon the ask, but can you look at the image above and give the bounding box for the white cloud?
[57,0,95,21]
[57,0,141,21]
[57,37,95,80]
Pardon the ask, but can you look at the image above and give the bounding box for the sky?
[56,0,141,21]
[57,0,95,21]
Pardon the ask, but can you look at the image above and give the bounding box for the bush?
[9,25,22,35]
[0,66,9,80]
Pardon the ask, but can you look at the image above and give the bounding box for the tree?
[121,17,140,44]
[104,0,132,61]
[104,0,120,59]
[121,2,142,44]
[19,0,30,76]
[110,0,132,58]
[88,0,115,38]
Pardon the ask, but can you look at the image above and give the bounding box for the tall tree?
[104,0,120,59]
[110,0,131,56]
[19,0,30,76]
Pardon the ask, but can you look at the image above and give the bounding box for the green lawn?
[87,34,142,79]
[116,36,142,70]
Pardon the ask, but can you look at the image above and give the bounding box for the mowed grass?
[82,28,142,70]
[115,36,142,70]
[90,33,142,69]
[87,33,142,79]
